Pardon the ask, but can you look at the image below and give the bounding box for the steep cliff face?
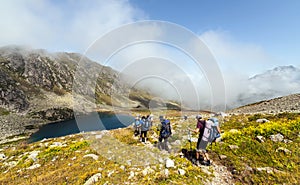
[0,46,140,113]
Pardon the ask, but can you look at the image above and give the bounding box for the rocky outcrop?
[230,93,300,114]
[0,68,29,112]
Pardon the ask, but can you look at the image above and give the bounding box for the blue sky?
[131,0,300,66]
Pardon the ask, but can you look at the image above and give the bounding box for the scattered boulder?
[219,155,227,160]
[28,151,40,162]
[256,118,269,123]
[256,135,265,143]
[4,161,17,168]
[166,158,175,168]
[128,171,135,180]
[256,167,284,174]
[84,173,102,185]
[142,166,155,176]
[83,154,99,161]
[270,133,284,142]
[189,137,198,143]
[178,169,186,175]
[160,169,169,178]
[283,139,293,143]
[0,153,6,160]
[276,147,291,154]
[120,165,125,171]
[27,163,41,170]
[107,170,114,177]
[245,165,253,172]
[228,145,239,150]
[49,142,63,148]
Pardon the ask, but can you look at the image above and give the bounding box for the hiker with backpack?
[189,115,211,166]
[140,116,150,143]
[158,118,172,152]
[133,116,141,137]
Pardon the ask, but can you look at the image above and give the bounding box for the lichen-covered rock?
[166,158,175,168]
[256,135,265,143]
[84,173,102,185]
[83,154,99,161]
[270,133,284,142]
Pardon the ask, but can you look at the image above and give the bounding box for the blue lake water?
[28,113,134,143]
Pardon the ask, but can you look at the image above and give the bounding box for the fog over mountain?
[233,65,300,108]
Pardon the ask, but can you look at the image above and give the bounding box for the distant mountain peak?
[250,65,300,80]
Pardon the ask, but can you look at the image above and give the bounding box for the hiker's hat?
[196,115,202,119]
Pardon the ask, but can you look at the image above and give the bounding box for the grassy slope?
[0,112,299,184]
[210,113,300,184]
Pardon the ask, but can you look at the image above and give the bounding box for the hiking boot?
[196,160,201,167]
[202,160,211,166]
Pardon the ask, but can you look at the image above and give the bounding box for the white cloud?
[0,0,145,52]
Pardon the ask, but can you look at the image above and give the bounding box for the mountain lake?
[28,112,134,143]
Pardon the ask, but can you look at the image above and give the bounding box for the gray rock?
[160,169,169,178]
[178,169,186,175]
[28,151,40,162]
[270,133,284,142]
[256,135,265,143]
[256,167,284,174]
[27,163,41,170]
[83,154,99,161]
[228,145,239,150]
[276,147,291,154]
[128,171,135,180]
[219,155,227,160]
[0,153,6,160]
[256,118,269,123]
[166,158,175,168]
[283,139,293,143]
[84,173,102,185]
[49,142,63,148]
[142,166,155,176]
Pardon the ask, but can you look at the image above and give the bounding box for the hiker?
[133,117,141,137]
[158,119,172,152]
[147,114,154,129]
[189,115,211,166]
[140,116,150,142]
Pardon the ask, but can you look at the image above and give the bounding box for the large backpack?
[160,120,171,138]
[142,119,150,131]
[209,118,220,140]
[134,120,141,128]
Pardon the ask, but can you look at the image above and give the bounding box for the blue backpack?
[209,118,220,140]
[160,120,171,138]
[141,119,150,131]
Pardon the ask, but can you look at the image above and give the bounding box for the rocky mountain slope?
[230,93,300,114]
[0,46,180,139]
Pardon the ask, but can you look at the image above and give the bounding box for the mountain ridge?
[230,93,300,114]
[0,46,180,139]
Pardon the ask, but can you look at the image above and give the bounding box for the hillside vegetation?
[0,111,298,184]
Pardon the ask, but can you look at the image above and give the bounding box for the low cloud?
[0,0,144,52]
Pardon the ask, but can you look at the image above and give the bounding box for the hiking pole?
[188,129,192,151]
